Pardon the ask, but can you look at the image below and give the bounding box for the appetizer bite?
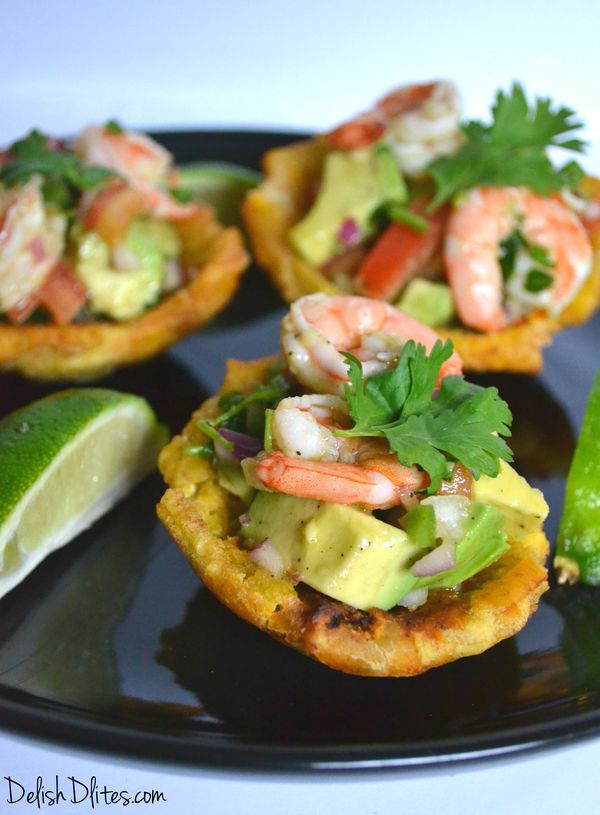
[244,82,600,372]
[0,123,248,380]
[158,294,549,677]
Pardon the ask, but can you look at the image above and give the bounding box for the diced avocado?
[300,503,422,610]
[416,503,508,590]
[240,491,322,572]
[395,279,456,327]
[240,491,511,612]
[471,460,549,540]
[400,503,436,549]
[75,218,181,320]
[289,144,406,266]
[216,461,255,504]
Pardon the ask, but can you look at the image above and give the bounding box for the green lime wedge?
[176,162,260,226]
[0,388,167,599]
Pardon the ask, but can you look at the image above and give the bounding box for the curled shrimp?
[444,186,593,332]
[325,80,463,176]
[0,178,66,312]
[75,124,200,219]
[281,293,462,395]
[271,394,349,460]
[250,450,427,509]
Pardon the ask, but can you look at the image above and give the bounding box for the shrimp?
[325,80,463,177]
[74,124,200,219]
[281,293,462,395]
[0,178,66,312]
[271,394,349,460]
[444,186,593,332]
[251,450,427,509]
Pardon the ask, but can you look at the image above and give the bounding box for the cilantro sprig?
[187,369,290,457]
[0,129,117,210]
[337,340,513,492]
[428,83,586,209]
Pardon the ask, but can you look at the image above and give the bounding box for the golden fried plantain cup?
[157,356,549,677]
[0,207,248,381]
[243,139,600,374]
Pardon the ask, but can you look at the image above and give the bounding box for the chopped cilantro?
[337,340,513,493]
[0,129,117,209]
[169,186,193,204]
[525,269,554,293]
[499,227,556,284]
[104,119,124,135]
[428,83,586,209]
[193,372,290,452]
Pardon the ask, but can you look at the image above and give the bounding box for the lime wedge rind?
[176,161,260,226]
[0,390,167,599]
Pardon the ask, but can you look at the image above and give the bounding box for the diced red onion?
[218,428,263,462]
[238,513,251,526]
[411,539,456,577]
[214,440,237,466]
[397,485,420,511]
[248,538,285,577]
[397,587,429,610]
[27,236,46,263]
[337,217,360,247]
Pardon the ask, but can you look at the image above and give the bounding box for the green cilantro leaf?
[338,341,513,493]
[428,83,586,209]
[342,340,454,432]
[0,129,117,209]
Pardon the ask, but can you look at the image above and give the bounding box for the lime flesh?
[176,162,260,226]
[0,389,167,598]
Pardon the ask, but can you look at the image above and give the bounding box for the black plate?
[1,130,600,773]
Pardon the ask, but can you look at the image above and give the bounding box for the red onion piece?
[337,217,360,247]
[218,428,263,462]
[397,587,429,610]
[27,236,47,263]
[411,539,456,578]
[248,538,285,577]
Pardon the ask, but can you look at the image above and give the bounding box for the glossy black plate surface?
[1,130,600,772]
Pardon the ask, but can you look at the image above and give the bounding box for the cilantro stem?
[196,419,234,450]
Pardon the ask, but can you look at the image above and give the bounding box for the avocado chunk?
[240,491,322,573]
[241,491,510,612]
[75,218,181,320]
[216,461,255,504]
[289,143,407,266]
[395,278,456,327]
[471,460,549,540]
[416,502,509,590]
[300,503,423,610]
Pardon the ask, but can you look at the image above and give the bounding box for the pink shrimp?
[325,80,463,177]
[281,293,462,395]
[74,124,200,219]
[444,186,593,332]
[253,451,428,509]
[0,178,66,313]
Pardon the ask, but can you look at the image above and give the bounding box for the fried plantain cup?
[243,139,600,374]
[157,356,549,678]
[0,207,248,381]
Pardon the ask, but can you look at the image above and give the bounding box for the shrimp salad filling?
[192,294,548,612]
[286,82,597,333]
[0,122,204,325]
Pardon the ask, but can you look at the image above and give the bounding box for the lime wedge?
[176,162,260,226]
[0,388,167,598]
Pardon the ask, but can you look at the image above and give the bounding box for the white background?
[3,0,600,812]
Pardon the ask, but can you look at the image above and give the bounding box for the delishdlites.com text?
[3,775,167,808]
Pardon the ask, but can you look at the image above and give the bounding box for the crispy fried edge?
[0,207,248,380]
[157,356,549,677]
[242,138,600,374]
